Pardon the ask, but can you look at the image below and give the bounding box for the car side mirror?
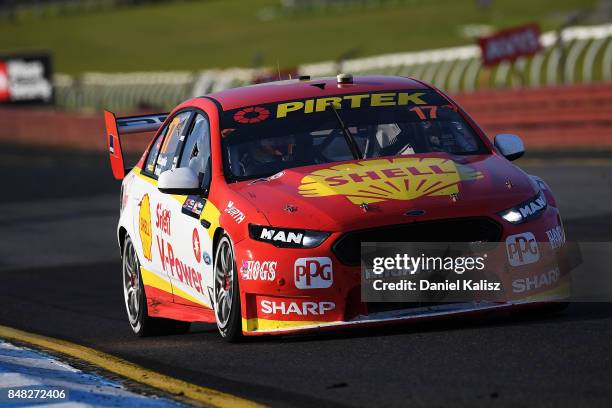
[494,134,525,161]
[158,167,201,195]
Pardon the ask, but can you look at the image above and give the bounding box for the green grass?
[0,0,597,74]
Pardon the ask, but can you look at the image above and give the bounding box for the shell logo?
[298,157,482,205]
[192,228,201,263]
[139,194,153,261]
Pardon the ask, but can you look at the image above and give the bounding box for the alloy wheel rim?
[214,239,234,329]
[123,242,140,326]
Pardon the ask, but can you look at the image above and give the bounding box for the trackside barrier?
[454,82,612,147]
[2,83,611,151]
[52,23,612,112]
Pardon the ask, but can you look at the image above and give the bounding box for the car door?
[167,112,215,309]
[133,110,193,303]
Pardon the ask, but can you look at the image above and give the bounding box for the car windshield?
[220,89,488,181]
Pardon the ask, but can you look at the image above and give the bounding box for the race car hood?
[231,153,538,232]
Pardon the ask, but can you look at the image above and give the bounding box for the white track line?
[0,340,183,407]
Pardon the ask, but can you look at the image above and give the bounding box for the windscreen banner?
[0,53,53,105]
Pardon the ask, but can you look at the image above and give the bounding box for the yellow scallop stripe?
[242,318,326,333]
[140,266,173,294]
[172,284,209,308]
[140,266,209,308]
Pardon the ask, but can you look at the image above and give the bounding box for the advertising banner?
[478,24,542,66]
[0,53,53,105]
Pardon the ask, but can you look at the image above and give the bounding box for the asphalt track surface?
[1,145,612,407]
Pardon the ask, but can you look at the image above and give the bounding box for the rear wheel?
[214,234,242,342]
[122,236,191,336]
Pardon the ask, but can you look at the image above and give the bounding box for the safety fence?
[54,68,254,113]
[53,23,612,112]
[303,23,612,90]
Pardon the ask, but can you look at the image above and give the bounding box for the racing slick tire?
[122,236,191,337]
[213,234,243,342]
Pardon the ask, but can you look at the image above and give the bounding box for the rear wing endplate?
[104,111,168,180]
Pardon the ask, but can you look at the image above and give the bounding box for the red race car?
[105,75,568,341]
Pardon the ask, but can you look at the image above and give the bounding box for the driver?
[251,136,295,164]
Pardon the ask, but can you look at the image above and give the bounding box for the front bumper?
[235,205,569,336]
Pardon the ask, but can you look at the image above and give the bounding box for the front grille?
[332,217,502,266]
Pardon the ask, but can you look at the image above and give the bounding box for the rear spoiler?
[104,110,168,180]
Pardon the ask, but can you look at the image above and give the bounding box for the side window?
[144,127,168,175]
[179,114,211,183]
[154,111,192,176]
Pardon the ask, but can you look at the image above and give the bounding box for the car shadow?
[242,302,612,344]
[177,303,612,344]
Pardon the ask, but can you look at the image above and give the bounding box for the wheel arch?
[118,226,128,258]
[212,226,225,258]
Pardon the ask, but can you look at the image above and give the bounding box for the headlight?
[498,190,547,224]
[248,224,330,248]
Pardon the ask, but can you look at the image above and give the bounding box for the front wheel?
[122,236,191,336]
[214,234,243,342]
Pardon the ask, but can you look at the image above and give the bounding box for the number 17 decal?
[410,105,438,120]
[409,104,458,120]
